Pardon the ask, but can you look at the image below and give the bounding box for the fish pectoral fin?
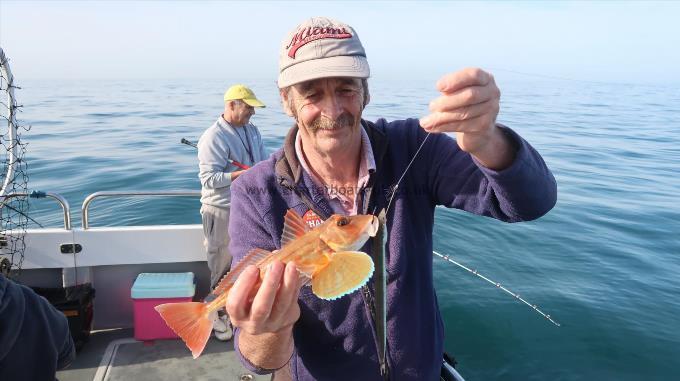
[311,251,375,300]
[281,209,309,247]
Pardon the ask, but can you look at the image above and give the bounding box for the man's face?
[233,101,255,126]
[284,77,364,156]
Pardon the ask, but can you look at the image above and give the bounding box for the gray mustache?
[310,113,354,131]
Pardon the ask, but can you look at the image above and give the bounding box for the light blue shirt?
[198,116,267,208]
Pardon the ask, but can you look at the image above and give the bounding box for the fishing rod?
[382,134,560,327]
[1,202,44,228]
[180,138,250,170]
[433,250,561,327]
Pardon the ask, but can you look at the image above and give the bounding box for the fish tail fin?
[155,302,213,359]
[312,251,375,300]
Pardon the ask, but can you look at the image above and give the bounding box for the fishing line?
[384,132,431,215]
[433,250,560,327]
[70,227,79,286]
[487,66,635,86]
[371,130,432,380]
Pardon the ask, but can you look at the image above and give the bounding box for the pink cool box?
[131,272,195,341]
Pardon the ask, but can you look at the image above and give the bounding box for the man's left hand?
[420,68,513,170]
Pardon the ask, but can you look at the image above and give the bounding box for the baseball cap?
[278,17,370,88]
[223,84,266,108]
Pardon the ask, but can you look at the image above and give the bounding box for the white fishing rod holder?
[1,191,72,230]
[81,190,201,229]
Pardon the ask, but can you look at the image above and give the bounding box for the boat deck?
[57,328,269,381]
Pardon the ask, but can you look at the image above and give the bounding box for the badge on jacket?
[303,210,323,229]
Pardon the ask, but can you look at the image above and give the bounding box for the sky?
[1,1,679,85]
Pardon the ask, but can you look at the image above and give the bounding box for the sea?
[12,74,680,380]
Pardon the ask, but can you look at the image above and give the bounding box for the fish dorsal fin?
[212,248,271,295]
[281,209,308,247]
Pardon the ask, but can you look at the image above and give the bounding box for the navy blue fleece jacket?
[228,118,557,380]
[0,274,75,380]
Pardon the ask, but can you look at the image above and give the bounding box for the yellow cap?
[223,84,266,108]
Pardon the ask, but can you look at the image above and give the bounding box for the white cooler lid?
[131,272,195,299]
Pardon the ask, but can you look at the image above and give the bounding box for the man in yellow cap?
[197,84,267,341]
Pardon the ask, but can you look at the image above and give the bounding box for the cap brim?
[242,98,266,108]
[278,55,370,88]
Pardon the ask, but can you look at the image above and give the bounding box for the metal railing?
[81,190,201,229]
[1,191,72,229]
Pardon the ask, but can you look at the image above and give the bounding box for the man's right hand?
[227,261,301,335]
[225,261,302,369]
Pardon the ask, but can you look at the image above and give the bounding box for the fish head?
[318,214,379,252]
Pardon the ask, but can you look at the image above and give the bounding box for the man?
[225,17,557,380]
[0,274,75,380]
[197,84,267,340]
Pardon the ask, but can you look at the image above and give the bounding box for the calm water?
[14,76,680,380]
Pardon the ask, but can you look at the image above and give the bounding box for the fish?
[155,209,379,358]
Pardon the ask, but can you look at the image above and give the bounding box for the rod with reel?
[383,132,560,327]
[180,138,250,170]
[433,250,560,326]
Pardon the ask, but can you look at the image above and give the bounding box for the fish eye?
[337,217,349,227]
